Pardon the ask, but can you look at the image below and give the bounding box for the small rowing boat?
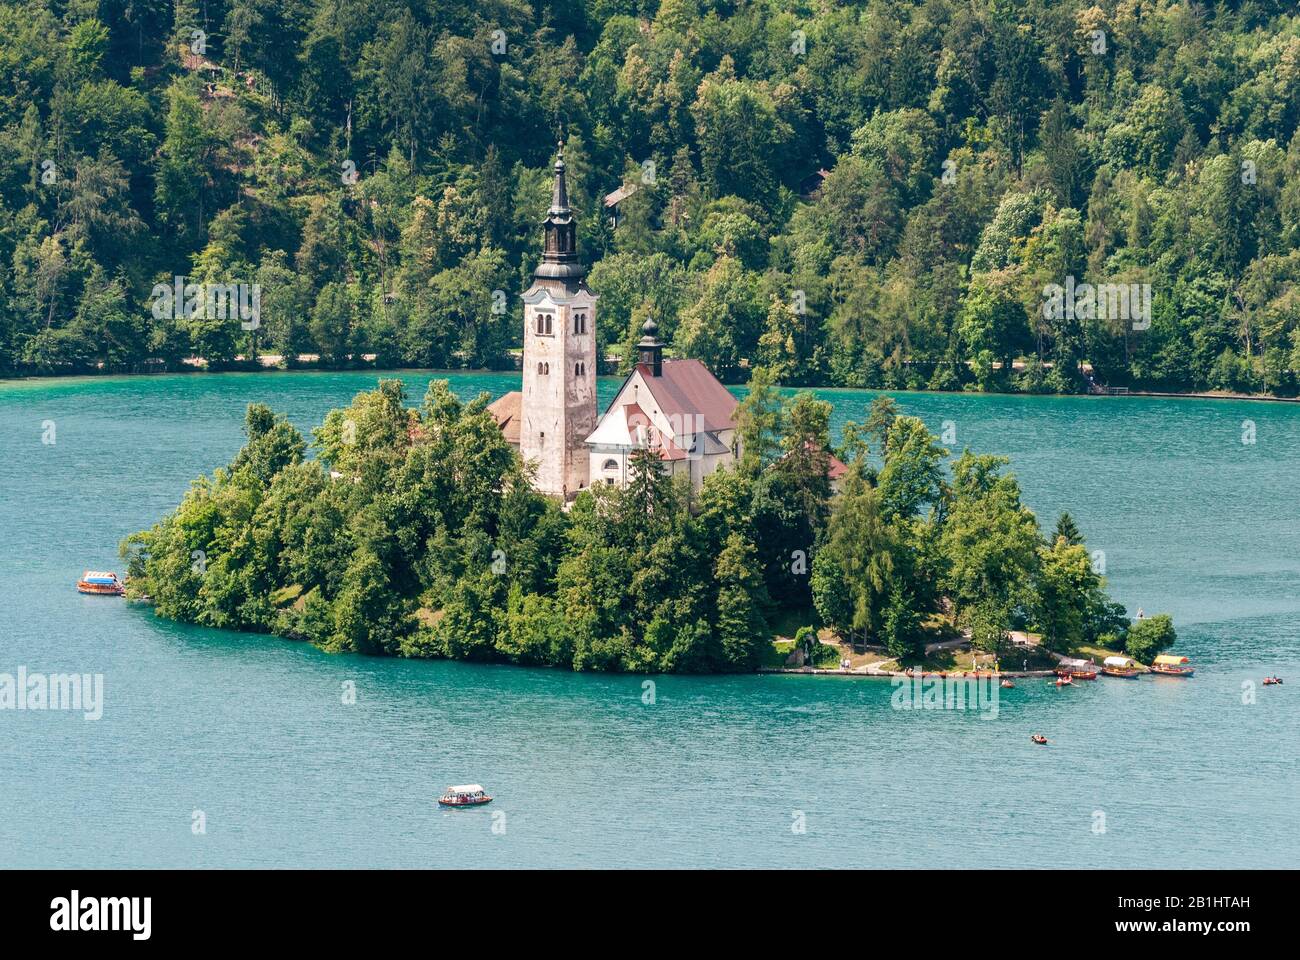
[1031,734,1048,745]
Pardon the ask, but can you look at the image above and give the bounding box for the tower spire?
[536,141,584,280]
[549,140,569,215]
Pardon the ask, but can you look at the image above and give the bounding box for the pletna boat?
[77,571,124,596]
[438,784,492,807]
[1150,654,1194,677]
[1055,657,1099,680]
[1101,655,1143,678]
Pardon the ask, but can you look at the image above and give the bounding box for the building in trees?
[492,147,740,497]
[586,315,739,491]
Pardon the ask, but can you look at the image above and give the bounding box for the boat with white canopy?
[438,784,492,807]
[1101,655,1143,678]
[1055,657,1098,680]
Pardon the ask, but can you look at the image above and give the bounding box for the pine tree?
[1053,512,1083,547]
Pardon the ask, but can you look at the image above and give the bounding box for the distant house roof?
[634,359,738,433]
[827,452,849,480]
[487,391,522,445]
[799,168,832,198]
[604,183,639,208]
[780,440,849,481]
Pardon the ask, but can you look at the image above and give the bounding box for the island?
[121,381,1176,674]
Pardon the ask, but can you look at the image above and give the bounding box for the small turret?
[637,315,664,377]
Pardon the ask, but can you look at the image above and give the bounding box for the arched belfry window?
[544,314,553,335]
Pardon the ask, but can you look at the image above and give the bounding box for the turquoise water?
[1,370,1296,868]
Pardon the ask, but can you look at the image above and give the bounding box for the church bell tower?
[520,143,598,499]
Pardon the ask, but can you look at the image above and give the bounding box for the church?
[489,145,740,499]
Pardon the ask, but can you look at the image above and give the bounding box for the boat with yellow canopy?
[1150,654,1194,677]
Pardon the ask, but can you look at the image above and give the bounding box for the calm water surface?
[1,371,1296,868]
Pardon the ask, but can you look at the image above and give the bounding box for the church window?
[537,362,544,374]
[602,459,618,471]
[544,362,550,374]
[544,314,553,335]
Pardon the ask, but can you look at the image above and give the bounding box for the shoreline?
[759,667,1058,679]
[4,364,1298,405]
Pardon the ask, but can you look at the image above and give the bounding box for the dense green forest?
[3,0,1300,393]
[123,380,1170,670]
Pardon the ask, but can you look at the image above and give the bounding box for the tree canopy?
[2,1,1298,396]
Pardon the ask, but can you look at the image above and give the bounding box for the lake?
[1,370,1296,868]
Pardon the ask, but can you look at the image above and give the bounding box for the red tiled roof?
[781,440,849,480]
[634,359,737,433]
[487,391,522,445]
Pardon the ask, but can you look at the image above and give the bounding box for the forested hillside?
[3,0,1300,394]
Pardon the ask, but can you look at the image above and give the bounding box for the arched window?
[535,315,543,335]
[544,314,552,335]
[537,362,544,374]
[602,459,619,471]
[543,362,549,374]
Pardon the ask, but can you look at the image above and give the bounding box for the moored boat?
[77,571,124,596]
[1101,655,1143,678]
[1055,657,1098,680]
[438,784,492,807]
[1150,654,1194,677]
